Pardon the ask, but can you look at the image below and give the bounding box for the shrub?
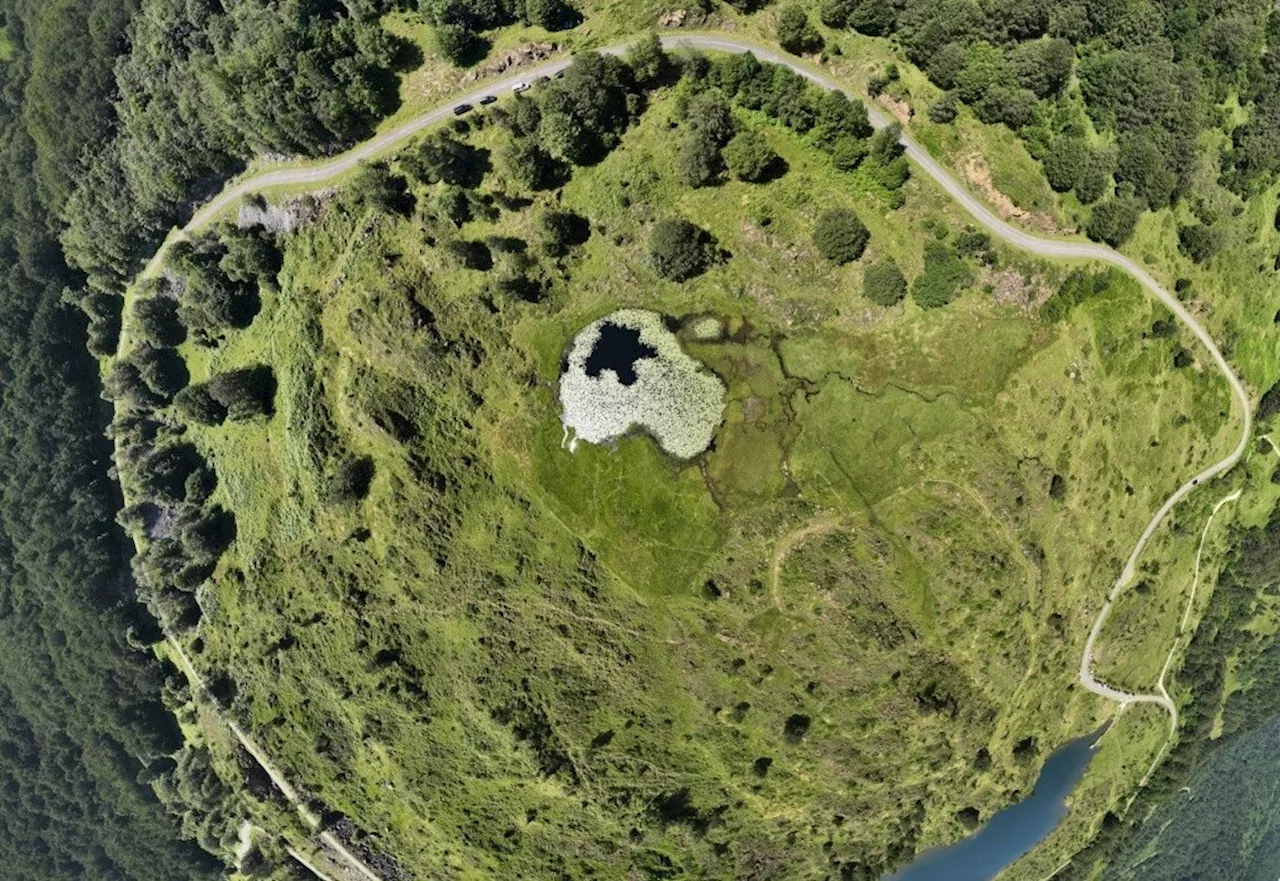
[208,366,276,421]
[1085,196,1142,247]
[813,209,870,264]
[1041,268,1114,322]
[541,210,591,257]
[777,5,823,55]
[650,218,715,281]
[928,92,958,123]
[911,243,973,308]
[829,135,869,171]
[955,229,991,256]
[723,130,781,182]
[445,239,494,270]
[327,456,375,503]
[863,260,907,305]
[1177,223,1224,264]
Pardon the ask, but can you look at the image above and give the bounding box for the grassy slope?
[149,59,1261,876]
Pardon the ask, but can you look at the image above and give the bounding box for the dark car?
[479,95,497,106]
[452,103,472,115]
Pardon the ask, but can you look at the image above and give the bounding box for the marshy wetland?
[560,309,726,459]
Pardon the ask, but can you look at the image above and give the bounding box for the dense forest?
[0,1,229,877]
[812,0,1280,246]
[0,0,417,876]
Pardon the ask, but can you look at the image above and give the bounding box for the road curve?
[132,29,1252,829]
[663,35,1252,729]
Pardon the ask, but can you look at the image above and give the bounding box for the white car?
[512,81,531,93]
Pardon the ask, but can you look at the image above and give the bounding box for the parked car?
[479,95,497,106]
[452,103,472,115]
[512,81,531,93]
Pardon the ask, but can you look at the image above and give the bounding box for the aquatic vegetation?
[560,309,726,459]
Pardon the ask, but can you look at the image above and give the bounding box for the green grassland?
[130,65,1263,877]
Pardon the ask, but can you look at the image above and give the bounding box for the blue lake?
[883,728,1105,881]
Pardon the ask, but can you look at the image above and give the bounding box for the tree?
[868,124,903,164]
[723,130,781,182]
[350,162,412,215]
[218,229,281,287]
[650,218,715,281]
[863,260,907,305]
[541,210,591,257]
[498,139,561,191]
[174,384,228,427]
[848,0,899,35]
[627,33,667,87]
[539,109,590,165]
[911,242,974,308]
[179,507,236,562]
[1043,136,1088,192]
[133,345,189,399]
[820,0,856,28]
[813,209,870,264]
[677,92,737,187]
[403,134,489,187]
[524,0,577,30]
[778,5,824,55]
[1086,196,1142,246]
[1178,223,1224,264]
[207,366,276,421]
[1075,148,1115,204]
[136,443,205,504]
[1010,38,1074,99]
[1117,131,1177,209]
[436,22,483,65]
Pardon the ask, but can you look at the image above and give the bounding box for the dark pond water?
[584,322,657,386]
[884,728,1105,881]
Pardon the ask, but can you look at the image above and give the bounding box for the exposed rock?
[461,42,558,83]
[876,93,914,127]
[237,190,333,234]
[658,9,687,27]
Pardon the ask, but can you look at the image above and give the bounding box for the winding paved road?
[663,36,1252,728]
[132,28,1254,864]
